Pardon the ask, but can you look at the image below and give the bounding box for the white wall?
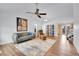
[0,12,42,44]
[0,26,1,43]
[0,13,16,44]
[74,24,79,53]
[73,4,79,53]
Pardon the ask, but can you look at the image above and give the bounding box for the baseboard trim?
[0,41,14,45]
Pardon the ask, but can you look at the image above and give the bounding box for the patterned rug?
[15,38,56,56]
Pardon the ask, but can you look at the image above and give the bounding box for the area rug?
[15,39,56,56]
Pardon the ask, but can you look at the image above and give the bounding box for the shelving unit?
[46,24,54,37]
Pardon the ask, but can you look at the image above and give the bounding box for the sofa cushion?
[17,33,22,38]
[17,33,27,38]
[17,35,33,43]
[27,32,33,35]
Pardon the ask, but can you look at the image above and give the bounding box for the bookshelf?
[46,24,54,37]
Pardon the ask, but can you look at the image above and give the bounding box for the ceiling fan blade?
[37,15,41,18]
[26,12,34,14]
[35,9,39,14]
[39,13,47,15]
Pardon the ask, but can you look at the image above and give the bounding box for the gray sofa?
[13,32,34,43]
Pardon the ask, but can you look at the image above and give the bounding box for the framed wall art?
[17,17,28,32]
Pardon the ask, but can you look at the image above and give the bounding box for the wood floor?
[0,35,79,56]
[45,35,79,56]
[0,44,24,56]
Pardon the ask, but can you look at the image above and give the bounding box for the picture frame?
[17,17,28,32]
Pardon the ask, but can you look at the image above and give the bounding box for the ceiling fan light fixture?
[26,3,47,19]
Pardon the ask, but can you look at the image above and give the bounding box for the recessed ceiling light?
[43,19,48,21]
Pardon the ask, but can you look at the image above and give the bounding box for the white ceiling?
[0,3,73,17]
[0,3,74,22]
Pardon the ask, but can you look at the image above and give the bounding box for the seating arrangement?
[13,32,34,43]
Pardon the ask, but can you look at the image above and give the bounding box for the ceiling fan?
[26,3,47,18]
